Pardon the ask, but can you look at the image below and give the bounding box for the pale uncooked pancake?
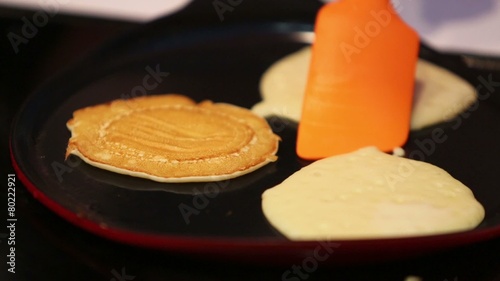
[66,94,280,183]
[411,59,477,130]
[252,47,477,130]
[261,147,484,240]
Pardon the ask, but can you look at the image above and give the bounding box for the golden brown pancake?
[66,94,280,183]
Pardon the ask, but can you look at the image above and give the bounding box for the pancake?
[261,147,484,240]
[66,94,280,183]
[252,47,477,130]
[411,59,477,130]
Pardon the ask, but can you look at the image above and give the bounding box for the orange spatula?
[296,0,419,159]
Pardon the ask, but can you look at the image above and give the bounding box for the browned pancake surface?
[66,94,280,182]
